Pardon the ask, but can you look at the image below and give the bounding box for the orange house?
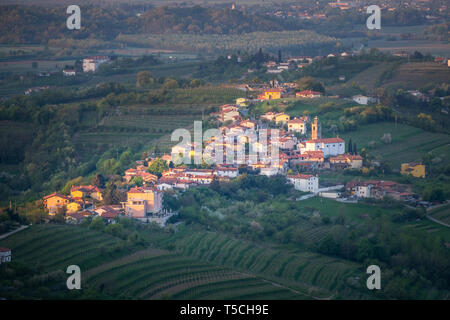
[43,192,70,215]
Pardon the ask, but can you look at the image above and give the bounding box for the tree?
[162,78,178,90]
[295,77,325,93]
[348,138,353,154]
[92,174,105,188]
[129,176,144,187]
[89,216,105,231]
[147,158,168,177]
[353,142,357,155]
[136,71,153,88]
[105,223,123,237]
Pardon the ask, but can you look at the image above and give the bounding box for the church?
[299,116,345,158]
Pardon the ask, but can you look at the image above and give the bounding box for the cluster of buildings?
[346,180,415,202]
[170,102,358,194]
[62,56,111,77]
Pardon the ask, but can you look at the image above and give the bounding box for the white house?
[0,247,11,264]
[302,138,345,158]
[63,69,77,76]
[214,167,239,178]
[352,95,378,105]
[287,174,319,193]
[259,166,280,177]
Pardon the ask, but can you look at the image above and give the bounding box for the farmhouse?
[258,89,284,100]
[0,248,12,264]
[329,153,363,169]
[82,56,110,72]
[43,192,70,214]
[296,90,322,98]
[352,95,378,105]
[346,180,414,200]
[286,174,319,193]
[123,187,162,219]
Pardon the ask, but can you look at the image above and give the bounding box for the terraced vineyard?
[341,122,450,168]
[0,225,307,300]
[84,248,304,300]
[0,224,131,271]
[159,229,369,299]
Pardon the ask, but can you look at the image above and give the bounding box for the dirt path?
[0,225,28,240]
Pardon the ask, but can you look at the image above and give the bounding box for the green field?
[341,122,450,168]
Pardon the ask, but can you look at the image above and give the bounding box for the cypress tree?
[348,138,353,154]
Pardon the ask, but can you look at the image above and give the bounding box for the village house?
[70,185,104,201]
[43,192,70,214]
[274,113,290,125]
[65,210,92,224]
[214,166,239,178]
[288,118,306,134]
[401,162,426,178]
[123,168,158,184]
[0,247,12,264]
[287,174,319,193]
[95,205,122,223]
[260,111,277,122]
[329,153,363,169]
[82,56,110,72]
[63,69,77,76]
[296,90,322,98]
[258,89,284,100]
[346,180,414,201]
[123,187,163,219]
[67,200,84,214]
[352,95,378,105]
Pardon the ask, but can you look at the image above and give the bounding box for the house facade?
[287,174,319,193]
[0,248,12,264]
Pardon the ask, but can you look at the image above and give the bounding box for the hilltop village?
[42,90,426,225]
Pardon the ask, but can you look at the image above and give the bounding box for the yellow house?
[43,192,70,214]
[275,113,290,124]
[401,162,425,178]
[259,89,283,100]
[71,185,103,201]
[67,201,83,214]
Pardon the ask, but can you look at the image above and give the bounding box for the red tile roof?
[307,138,345,144]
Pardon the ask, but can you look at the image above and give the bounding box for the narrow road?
[426,215,450,228]
[0,225,29,240]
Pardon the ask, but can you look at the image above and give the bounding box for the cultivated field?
[0,224,308,300]
[381,62,450,89]
[341,122,450,168]
[160,228,368,299]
